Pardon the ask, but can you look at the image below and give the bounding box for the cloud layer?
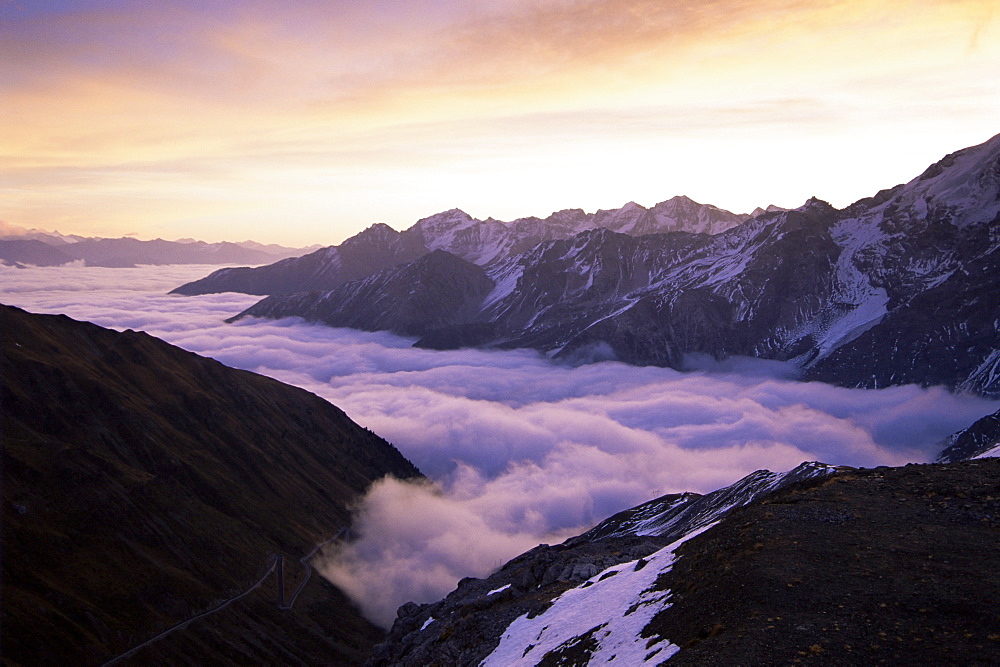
[3,264,998,625]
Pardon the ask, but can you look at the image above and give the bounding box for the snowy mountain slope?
[579,462,838,542]
[365,463,836,666]
[649,196,751,235]
[368,458,1000,666]
[479,523,717,667]
[400,199,748,268]
[801,134,1000,392]
[935,406,1000,462]
[229,133,1000,396]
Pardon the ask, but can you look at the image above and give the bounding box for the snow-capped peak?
[893,132,1000,228]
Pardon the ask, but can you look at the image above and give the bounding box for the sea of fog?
[3,263,998,626]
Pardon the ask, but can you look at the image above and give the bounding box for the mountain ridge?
[171,196,750,296]
[220,133,1000,396]
[0,233,317,268]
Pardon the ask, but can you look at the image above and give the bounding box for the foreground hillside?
[370,459,1000,665]
[0,304,420,664]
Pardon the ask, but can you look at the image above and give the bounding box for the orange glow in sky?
[2,0,998,245]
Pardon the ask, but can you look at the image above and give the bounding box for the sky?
[3,263,998,625]
[2,0,998,246]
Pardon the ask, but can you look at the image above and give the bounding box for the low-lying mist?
[4,264,998,627]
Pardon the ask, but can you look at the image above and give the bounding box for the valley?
[3,133,1000,665]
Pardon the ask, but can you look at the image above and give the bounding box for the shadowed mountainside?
[0,304,420,665]
[937,406,1000,462]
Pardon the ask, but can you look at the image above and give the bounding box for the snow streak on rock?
[581,462,839,542]
[481,524,717,667]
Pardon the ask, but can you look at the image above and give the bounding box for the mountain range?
[176,134,1000,397]
[0,233,318,268]
[170,196,753,296]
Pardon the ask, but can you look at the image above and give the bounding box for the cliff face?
[1,304,421,665]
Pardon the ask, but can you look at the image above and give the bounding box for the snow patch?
[488,584,511,596]
[960,349,1000,395]
[480,523,718,666]
[972,443,1000,459]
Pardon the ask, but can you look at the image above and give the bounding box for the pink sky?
[3,0,998,245]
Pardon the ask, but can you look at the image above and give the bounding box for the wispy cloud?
[2,264,997,625]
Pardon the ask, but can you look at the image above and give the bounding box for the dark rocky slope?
[231,249,495,336]
[1,304,420,665]
[369,459,1000,666]
[650,459,1000,665]
[171,222,427,295]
